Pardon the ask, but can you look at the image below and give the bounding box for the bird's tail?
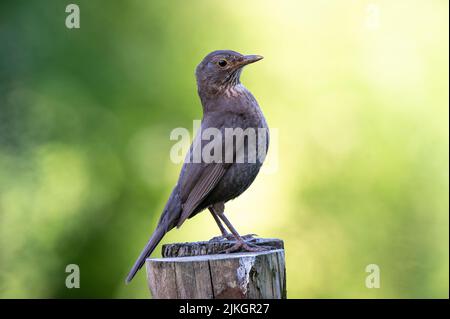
[125,224,167,284]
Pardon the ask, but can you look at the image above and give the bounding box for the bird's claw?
[209,233,258,243]
[221,240,271,254]
[209,233,235,242]
[241,234,258,241]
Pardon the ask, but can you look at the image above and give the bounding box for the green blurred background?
[0,0,448,298]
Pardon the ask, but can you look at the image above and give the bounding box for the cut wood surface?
[146,238,286,299]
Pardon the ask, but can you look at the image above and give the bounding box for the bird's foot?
[222,239,271,254]
[241,233,258,241]
[209,233,235,242]
[209,233,258,243]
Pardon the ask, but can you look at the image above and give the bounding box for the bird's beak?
[239,55,264,67]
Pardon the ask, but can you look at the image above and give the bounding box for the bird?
[126,50,269,284]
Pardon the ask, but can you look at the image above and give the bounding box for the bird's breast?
[223,84,247,98]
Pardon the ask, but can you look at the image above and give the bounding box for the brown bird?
[126,50,269,283]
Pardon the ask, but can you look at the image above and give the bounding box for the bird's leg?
[208,206,233,241]
[216,212,267,253]
[208,203,238,241]
[209,203,259,243]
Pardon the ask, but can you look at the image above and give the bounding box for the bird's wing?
[175,114,236,228]
[176,162,227,228]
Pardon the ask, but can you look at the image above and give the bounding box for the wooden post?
[145,238,286,299]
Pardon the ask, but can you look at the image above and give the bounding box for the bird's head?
[195,50,263,95]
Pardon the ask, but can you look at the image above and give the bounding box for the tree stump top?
[161,238,284,258]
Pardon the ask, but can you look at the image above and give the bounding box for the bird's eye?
[218,59,228,67]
